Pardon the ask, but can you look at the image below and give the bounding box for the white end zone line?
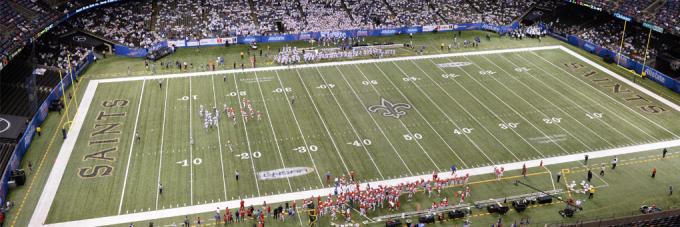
[29,80,99,226]
[29,45,680,226]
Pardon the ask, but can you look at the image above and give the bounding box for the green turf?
[7,31,680,227]
[43,47,680,223]
[106,147,680,227]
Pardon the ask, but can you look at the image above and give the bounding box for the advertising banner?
[114,45,147,58]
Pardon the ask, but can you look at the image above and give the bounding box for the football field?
[33,46,680,225]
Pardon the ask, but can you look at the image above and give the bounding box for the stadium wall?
[0,53,95,206]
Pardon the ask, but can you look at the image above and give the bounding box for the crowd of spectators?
[344,0,392,29]
[69,1,157,49]
[35,38,91,71]
[431,0,481,24]
[299,0,360,32]
[4,0,680,66]
[654,0,679,35]
[384,0,443,26]
[548,17,658,63]
[469,0,537,25]
[253,0,304,34]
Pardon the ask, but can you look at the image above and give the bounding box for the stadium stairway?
[246,0,260,27]
[381,0,397,18]
[339,0,354,22]
[150,0,159,31]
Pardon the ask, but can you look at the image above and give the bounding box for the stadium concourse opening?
[0,0,680,227]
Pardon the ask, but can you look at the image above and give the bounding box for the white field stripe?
[532,51,678,138]
[31,45,680,226]
[292,69,361,178]
[460,55,573,154]
[393,61,512,162]
[209,75,228,200]
[502,54,633,145]
[333,66,414,175]
[477,55,594,151]
[155,79,169,209]
[558,46,680,113]
[311,67,384,178]
[429,57,548,158]
[231,73,261,196]
[42,139,680,227]
[519,53,657,140]
[189,77,194,204]
[493,54,612,186]
[409,60,522,161]
[94,46,563,84]
[272,70,327,185]
[253,72,294,190]
[356,64,443,170]
[118,79,147,214]
[29,81,99,226]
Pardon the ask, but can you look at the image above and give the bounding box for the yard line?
[155,79,169,210]
[426,57,550,159]
[189,77,194,204]
[209,74,229,200]
[232,73,261,196]
[517,53,653,141]
[406,60,522,161]
[489,54,612,185]
[46,139,680,227]
[253,72,294,191]
[273,70,327,185]
[118,79,147,214]
[390,62,508,163]
[357,64,444,170]
[529,51,678,138]
[333,66,414,175]
[292,69,364,178]
[476,55,594,151]
[311,67,384,178]
[456,55,572,154]
[499,54,631,145]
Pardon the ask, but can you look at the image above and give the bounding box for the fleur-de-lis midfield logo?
[368,98,412,119]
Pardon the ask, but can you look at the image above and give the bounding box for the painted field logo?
[257,167,315,180]
[437,62,472,68]
[368,98,412,119]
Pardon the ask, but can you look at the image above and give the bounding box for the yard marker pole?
[640,28,652,78]
[616,20,627,66]
[58,71,71,126]
[67,54,80,109]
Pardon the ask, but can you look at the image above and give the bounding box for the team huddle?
[199,97,262,131]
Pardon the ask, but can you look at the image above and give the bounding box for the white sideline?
[94,46,562,84]
[29,45,680,226]
[41,140,680,227]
